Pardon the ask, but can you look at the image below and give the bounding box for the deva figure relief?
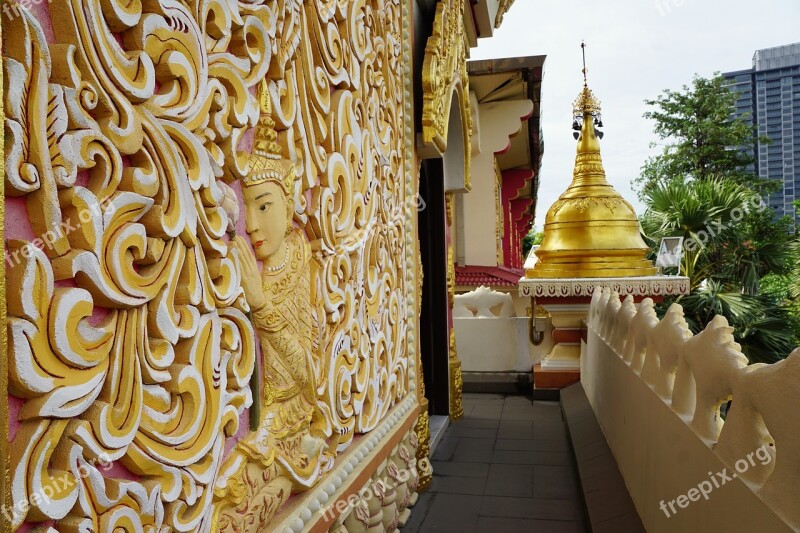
[5,0,412,530]
[214,84,335,528]
[236,83,333,484]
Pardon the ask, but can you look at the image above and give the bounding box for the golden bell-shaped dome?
[527,84,656,279]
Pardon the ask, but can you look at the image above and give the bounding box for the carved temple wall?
[2,1,422,531]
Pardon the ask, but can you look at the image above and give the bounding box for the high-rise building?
[723,43,800,220]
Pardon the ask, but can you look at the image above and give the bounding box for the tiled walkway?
[404,393,587,533]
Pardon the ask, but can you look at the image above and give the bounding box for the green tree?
[636,74,773,198]
[638,74,799,363]
[641,179,798,363]
[521,227,543,259]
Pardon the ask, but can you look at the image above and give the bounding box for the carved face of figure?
[243,180,293,262]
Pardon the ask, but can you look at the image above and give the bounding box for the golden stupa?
[527,52,656,279]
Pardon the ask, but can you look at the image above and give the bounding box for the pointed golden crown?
[525,43,656,279]
[243,81,296,195]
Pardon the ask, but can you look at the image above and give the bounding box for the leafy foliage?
[521,227,543,259]
[639,75,799,363]
[637,74,774,198]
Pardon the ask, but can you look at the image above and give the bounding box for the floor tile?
[429,475,487,495]
[485,463,534,497]
[572,436,609,462]
[497,419,535,439]
[406,394,592,533]
[451,437,495,462]
[476,517,586,533]
[479,496,583,522]
[402,491,434,532]
[448,424,497,439]
[500,409,539,421]
[471,405,505,419]
[457,417,500,429]
[533,422,568,442]
[504,396,533,407]
[577,450,619,479]
[431,436,458,461]
[419,493,482,533]
[582,473,635,524]
[491,449,571,466]
[592,511,645,533]
[495,438,568,453]
[431,461,490,478]
[494,438,538,451]
[464,393,505,400]
[533,465,580,500]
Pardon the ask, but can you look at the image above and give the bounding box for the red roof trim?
[455,265,525,288]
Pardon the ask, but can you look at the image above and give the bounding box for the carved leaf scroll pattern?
[5,0,413,529]
[4,0,265,529]
[269,0,410,446]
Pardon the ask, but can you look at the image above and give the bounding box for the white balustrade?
[586,287,800,531]
[453,286,535,372]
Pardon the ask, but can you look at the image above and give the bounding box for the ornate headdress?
[243,81,296,195]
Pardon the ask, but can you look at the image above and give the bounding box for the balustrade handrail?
[588,287,800,529]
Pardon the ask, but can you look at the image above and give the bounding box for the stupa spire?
[525,43,657,279]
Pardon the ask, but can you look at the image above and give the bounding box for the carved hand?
[233,236,268,310]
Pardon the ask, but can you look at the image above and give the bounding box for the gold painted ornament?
[5,0,418,530]
[421,0,473,190]
[213,0,415,528]
[449,330,464,420]
[528,56,656,279]
[4,1,265,529]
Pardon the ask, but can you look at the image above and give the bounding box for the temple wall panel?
[2,0,420,531]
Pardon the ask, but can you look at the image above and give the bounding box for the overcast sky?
[471,0,800,229]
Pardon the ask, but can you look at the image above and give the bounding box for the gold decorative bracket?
[420,0,473,191]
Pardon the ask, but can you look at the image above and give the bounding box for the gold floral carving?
[5,0,415,530]
[416,239,426,400]
[495,0,516,28]
[1,22,9,533]
[446,191,455,227]
[421,0,473,190]
[414,405,432,492]
[549,196,630,217]
[212,86,334,526]
[268,0,411,443]
[448,330,464,420]
[495,159,505,265]
[288,0,420,519]
[447,235,456,309]
[5,2,261,529]
[414,238,432,492]
[444,201,464,420]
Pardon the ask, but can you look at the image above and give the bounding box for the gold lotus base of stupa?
[526,255,657,279]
